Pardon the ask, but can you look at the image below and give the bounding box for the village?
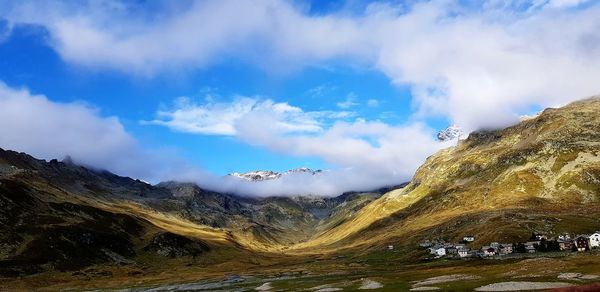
[406,231,600,259]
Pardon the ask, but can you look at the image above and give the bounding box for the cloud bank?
[149,97,452,196]
[2,0,599,131]
[0,82,446,196]
[0,82,211,183]
[142,96,353,136]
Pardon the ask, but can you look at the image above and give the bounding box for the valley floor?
[3,250,600,291]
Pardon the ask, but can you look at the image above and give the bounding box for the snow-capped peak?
[437,125,464,141]
[229,168,321,181]
[228,170,280,181]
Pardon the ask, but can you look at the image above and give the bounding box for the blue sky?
[0,0,599,196]
[0,10,421,175]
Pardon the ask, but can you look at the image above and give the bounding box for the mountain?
[228,168,322,181]
[291,96,600,252]
[0,151,383,276]
[0,149,248,277]
[229,170,281,181]
[153,180,383,246]
[1,97,599,289]
[437,125,463,141]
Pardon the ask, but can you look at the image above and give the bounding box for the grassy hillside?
[288,97,600,252]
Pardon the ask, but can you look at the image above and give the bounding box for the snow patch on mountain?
[437,125,464,141]
[229,168,322,182]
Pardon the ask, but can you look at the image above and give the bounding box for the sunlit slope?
[290,96,600,252]
[288,184,429,251]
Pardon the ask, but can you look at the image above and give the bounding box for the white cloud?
[2,0,598,133]
[0,81,447,196]
[0,82,210,183]
[147,96,452,196]
[144,96,356,136]
[373,1,600,131]
[547,0,591,8]
[237,119,448,181]
[0,0,369,75]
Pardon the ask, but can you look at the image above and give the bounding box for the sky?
[0,0,599,196]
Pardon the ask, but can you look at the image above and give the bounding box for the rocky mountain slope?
[0,151,239,276]
[0,150,383,275]
[152,180,383,246]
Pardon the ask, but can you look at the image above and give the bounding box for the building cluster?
[418,232,600,259]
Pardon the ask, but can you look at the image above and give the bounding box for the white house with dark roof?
[589,232,600,248]
[458,248,471,258]
[429,246,446,257]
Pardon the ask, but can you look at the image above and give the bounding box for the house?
[536,234,548,240]
[498,244,513,255]
[387,245,394,250]
[429,246,446,257]
[458,249,470,258]
[463,235,475,242]
[454,244,466,250]
[490,242,500,248]
[524,242,538,253]
[575,235,590,252]
[589,232,600,248]
[558,234,571,241]
[445,246,458,255]
[558,240,574,251]
[482,246,496,257]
